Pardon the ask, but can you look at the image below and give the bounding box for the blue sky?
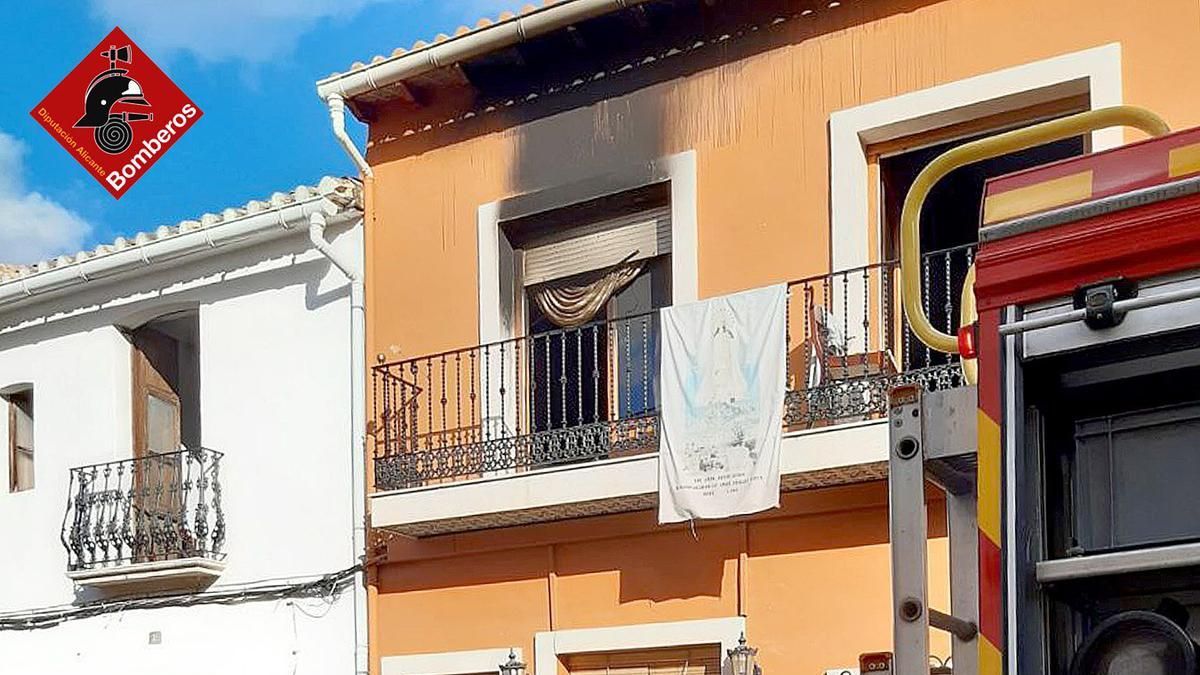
[0,0,512,264]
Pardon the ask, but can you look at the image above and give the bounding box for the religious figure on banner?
[684,305,760,477]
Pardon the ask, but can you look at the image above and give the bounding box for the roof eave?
[315,0,654,102]
[0,177,362,312]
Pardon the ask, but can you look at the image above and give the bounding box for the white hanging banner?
[658,284,787,524]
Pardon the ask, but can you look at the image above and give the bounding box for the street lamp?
[727,632,758,675]
[499,649,525,675]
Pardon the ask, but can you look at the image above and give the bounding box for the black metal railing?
[783,246,973,427]
[373,313,659,490]
[906,242,978,370]
[61,448,225,572]
[374,246,974,490]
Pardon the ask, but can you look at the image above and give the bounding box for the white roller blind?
[522,206,671,286]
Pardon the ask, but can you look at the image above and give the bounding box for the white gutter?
[0,188,354,311]
[310,212,369,674]
[315,0,650,101]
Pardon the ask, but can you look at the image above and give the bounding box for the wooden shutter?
[131,327,182,459]
[564,646,722,675]
[8,390,33,492]
[130,327,184,561]
[522,206,671,286]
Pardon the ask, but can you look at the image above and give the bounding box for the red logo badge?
[30,27,202,199]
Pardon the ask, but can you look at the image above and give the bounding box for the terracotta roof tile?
[323,1,541,87]
[0,176,360,284]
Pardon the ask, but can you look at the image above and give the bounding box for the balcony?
[61,448,226,593]
[372,247,973,536]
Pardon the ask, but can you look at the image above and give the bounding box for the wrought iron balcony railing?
[785,244,974,427]
[61,448,226,572]
[373,246,973,491]
[373,312,660,491]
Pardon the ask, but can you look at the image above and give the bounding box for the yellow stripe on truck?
[982,171,1093,224]
[980,635,1003,675]
[977,410,1002,544]
[1169,143,1200,178]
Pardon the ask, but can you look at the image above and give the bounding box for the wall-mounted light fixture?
[499,649,526,675]
[728,632,758,675]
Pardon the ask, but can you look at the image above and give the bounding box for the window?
[6,388,33,492]
[380,648,524,675]
[563,646,722,675]
[505,184,672,435]
[527,256,671,432]
[877,103,1088,366]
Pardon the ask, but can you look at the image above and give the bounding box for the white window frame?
[829,43,1124,273]
[478,150,699,346]
[382,647,523,675]
[534,616,746,675]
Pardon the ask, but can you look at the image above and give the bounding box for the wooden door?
[131,327,184,560]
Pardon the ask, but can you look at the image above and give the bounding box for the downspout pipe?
[327,94,372,178]
[308,211,369,675]
[318,93,371,675]
[309,212,360,282]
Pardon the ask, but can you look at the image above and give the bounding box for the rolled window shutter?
[564,646,721,675]
[522,206,671,286]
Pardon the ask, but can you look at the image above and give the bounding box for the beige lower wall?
[372,482,951,675]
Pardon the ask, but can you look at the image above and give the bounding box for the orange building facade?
[317,0,1200,673]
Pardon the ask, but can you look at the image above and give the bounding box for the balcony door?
[878,108,1086,368]
[129,312,199,560]
[504,184,673,445]
[527,255,670,434]
[133,326,181,459]
[485,182,675,475]
[607,255,669,420]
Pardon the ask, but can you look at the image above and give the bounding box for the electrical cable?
[0,563,361,631]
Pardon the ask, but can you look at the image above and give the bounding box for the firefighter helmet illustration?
[74,45,152,154]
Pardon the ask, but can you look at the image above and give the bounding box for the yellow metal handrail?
[900,105,1170,358]
[959,262,977,385]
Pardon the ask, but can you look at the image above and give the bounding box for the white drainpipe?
[309,212,360,282]
[319,97,371,675]
[327,94,372,178]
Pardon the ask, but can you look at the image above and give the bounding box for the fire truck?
[882,106,1200,675]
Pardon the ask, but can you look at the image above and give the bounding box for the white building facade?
[0,177,365,675]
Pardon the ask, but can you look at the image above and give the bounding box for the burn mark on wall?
[364,0,946,164]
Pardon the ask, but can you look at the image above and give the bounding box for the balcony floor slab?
[373,418,890,537]
[66,557,226,596]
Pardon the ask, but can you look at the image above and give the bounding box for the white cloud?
[463,0,522,15]
[0,132,92,265]
[90,0,394,65]
[90,0,539,66]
